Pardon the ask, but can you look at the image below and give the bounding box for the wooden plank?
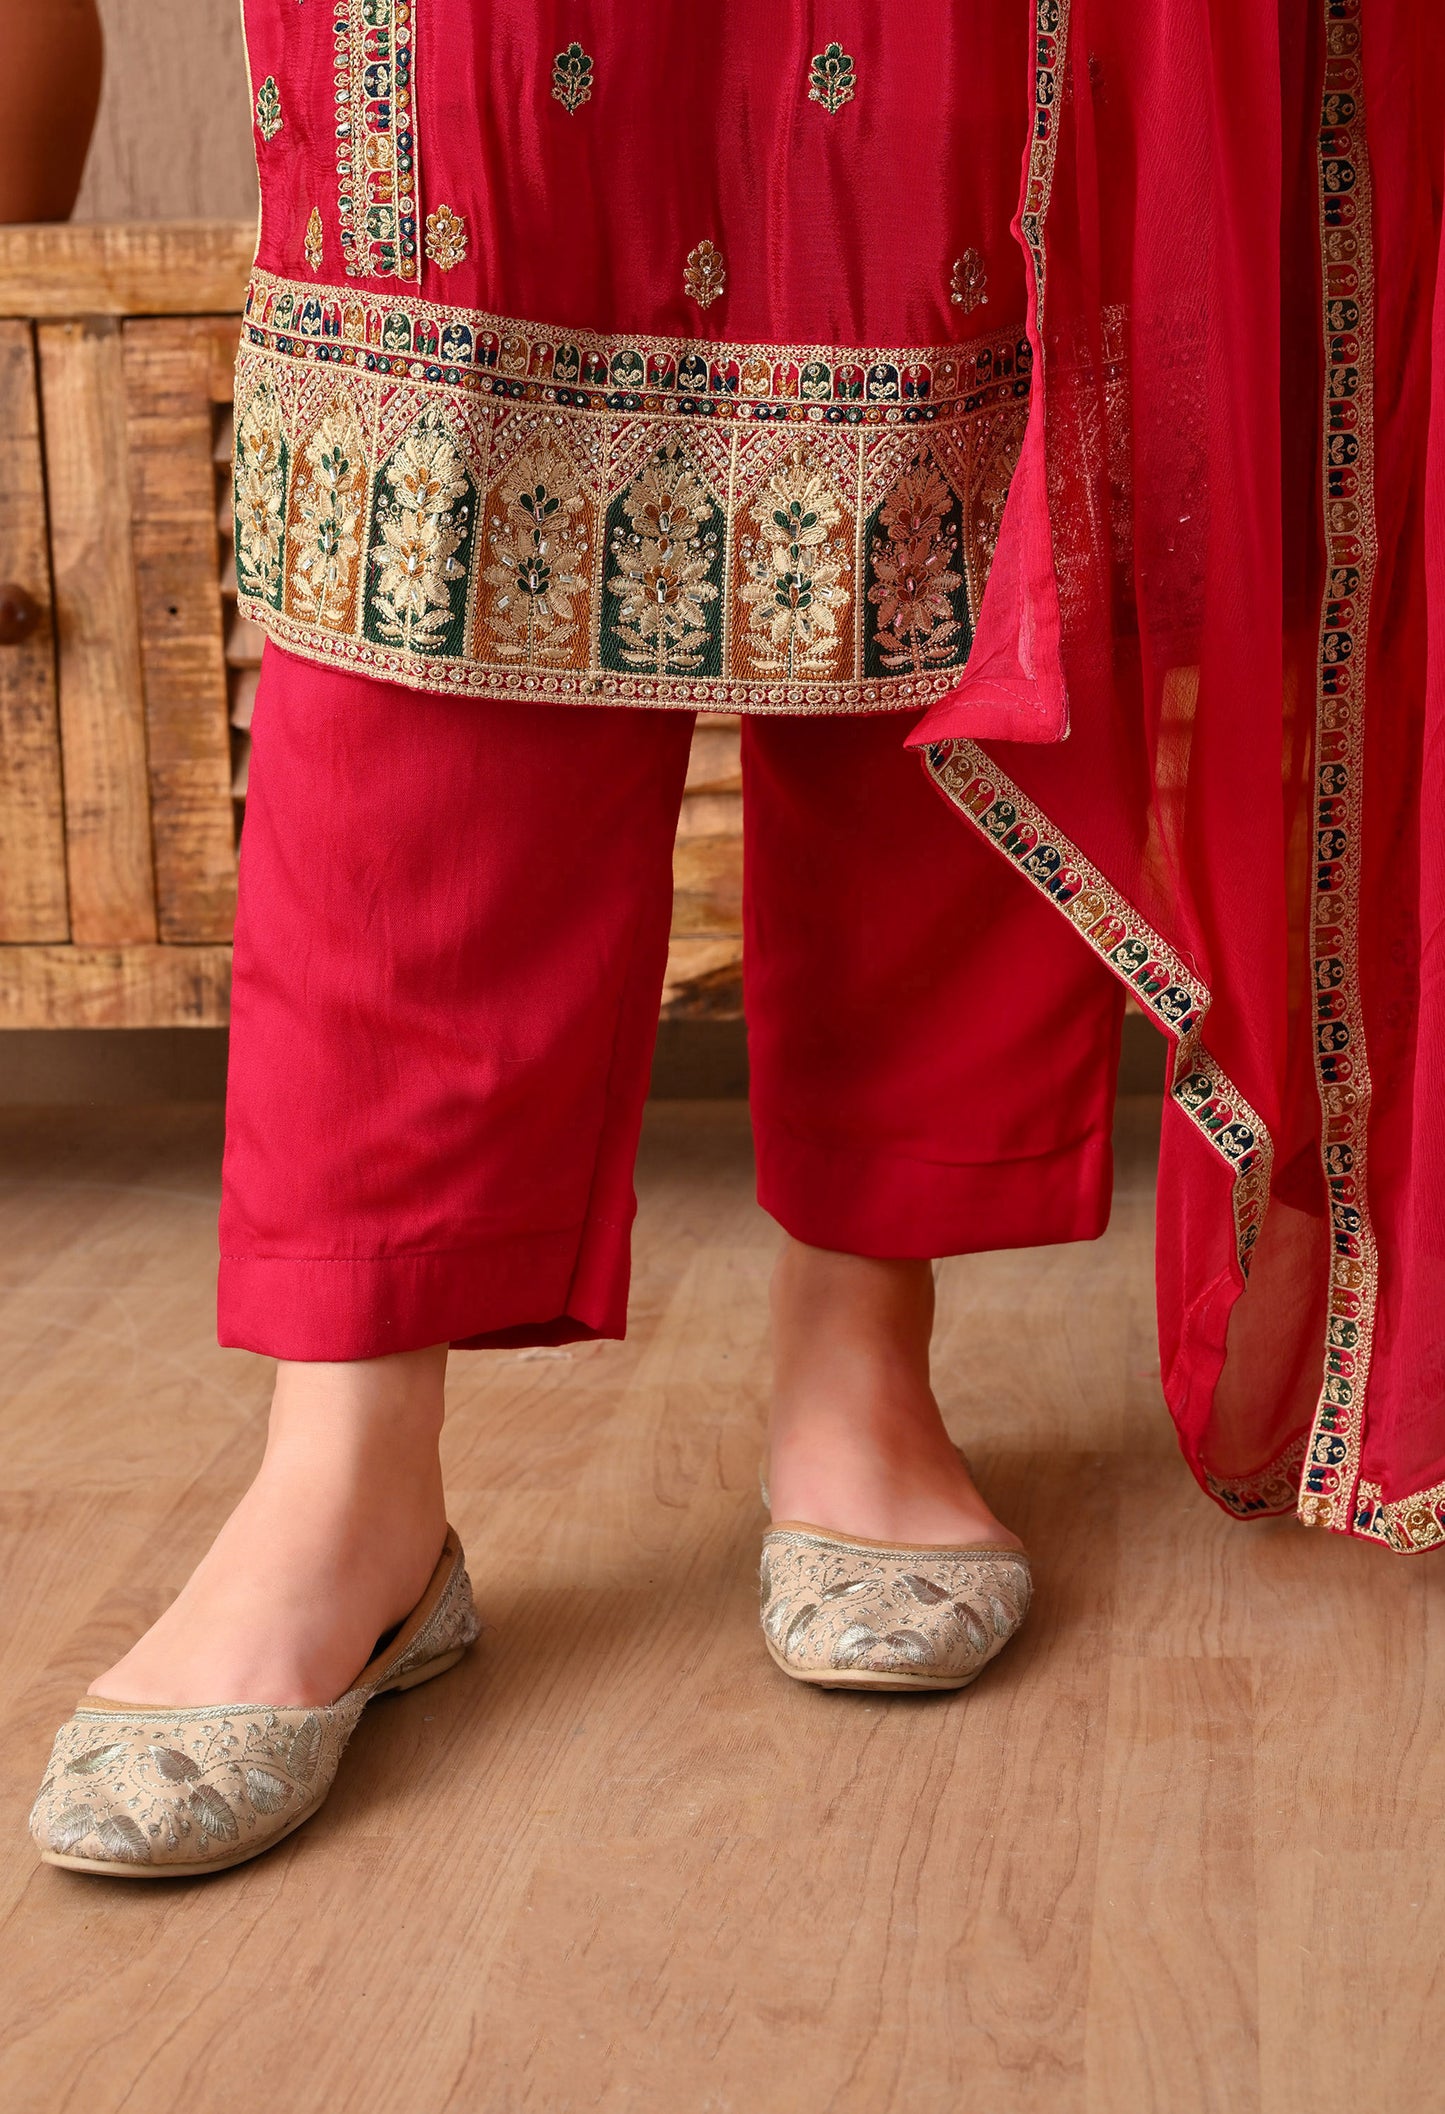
[0,222,254,320]
[124,319,238,942]
[0,323,67,941]
[0,944,230,1027]
[38,318,157,945]
[662,934,744,1019]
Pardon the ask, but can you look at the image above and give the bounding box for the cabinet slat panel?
[0,322,68,942]
[0,222,254,320]
[0,943,230,1028]
[38,318,157,946]
[124,318,238,941]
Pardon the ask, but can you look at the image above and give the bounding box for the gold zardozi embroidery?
[425,205,468,272]
[951,251,988,313]
[683,240,727,310]
[304,209,325,275]
[233,268,1030,713]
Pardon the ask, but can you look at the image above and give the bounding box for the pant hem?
[217,1216,631,1361]
[755,1118,1115,1258]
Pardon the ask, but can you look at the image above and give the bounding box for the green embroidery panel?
[861,472,972,681]
[362,411,476,660]
[600,445,726,680]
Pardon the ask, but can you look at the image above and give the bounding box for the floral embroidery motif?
[606,446,722,675]
[425,204,468,272]
[866,465,965,673]
[551,43,594,114]
[284,406,366,633]
[334,0,419,280]
[480,439,592,666]
[304,208,325,274]
[233,379,287,608]
[255,76,283,143]
[950,250,988,313]
[235,269,1030,709]
[738,449,850,678]
[808,43,857,114]
[366,411,473,654]
[683,240,727,310]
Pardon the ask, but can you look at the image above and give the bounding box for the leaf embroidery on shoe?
[47,1804,97,1853]
[66,1744,127,1775]
[783,1604,821,1655]
[94,1811,150,1862]
[149,1744,201,1782]
[245,1767,292,1815]
[189,1785,239,1841]
[286,1715,323,1783]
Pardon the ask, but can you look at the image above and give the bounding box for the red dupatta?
[914,0,1445,1550]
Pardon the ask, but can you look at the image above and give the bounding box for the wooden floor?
[0,1099,1441,2113]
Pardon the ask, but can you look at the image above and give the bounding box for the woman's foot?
[766,1240,1024,1551]
[89,1347,451,1709]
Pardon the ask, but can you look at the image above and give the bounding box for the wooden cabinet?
[0,222,742,1027]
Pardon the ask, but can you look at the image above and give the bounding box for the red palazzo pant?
[217,647,1127,1361]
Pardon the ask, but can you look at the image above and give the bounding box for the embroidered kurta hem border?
[233,272,1029,713]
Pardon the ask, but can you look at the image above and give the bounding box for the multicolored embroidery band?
[233,270,1031,711]
[1299,0,1395,1543]
[922,742,1277,1303]
[335,0,420,281]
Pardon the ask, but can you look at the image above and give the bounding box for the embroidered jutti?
[231,2,1445,1550]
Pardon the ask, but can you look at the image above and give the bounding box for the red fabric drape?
[914,0,1445,1549]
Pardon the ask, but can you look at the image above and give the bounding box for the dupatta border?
[1298,0,1392,1544]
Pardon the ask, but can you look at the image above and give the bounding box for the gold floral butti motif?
[305,209,325,274]
[738,448,850,678]
[951,249,988,312]
[479,438,592,667]
[335,0,419,280]
[551,42,594,114]
[284,404,366,632]
[683,240,727,310]
[808,44,857,114]
[234,377,288,608]
[368,410,474,655]
[606,446,722,675]
[233,267,1031,710]
[425,204,468,272]
[255,75,283,143]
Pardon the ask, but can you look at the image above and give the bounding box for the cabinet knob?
[0,584,43,645]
